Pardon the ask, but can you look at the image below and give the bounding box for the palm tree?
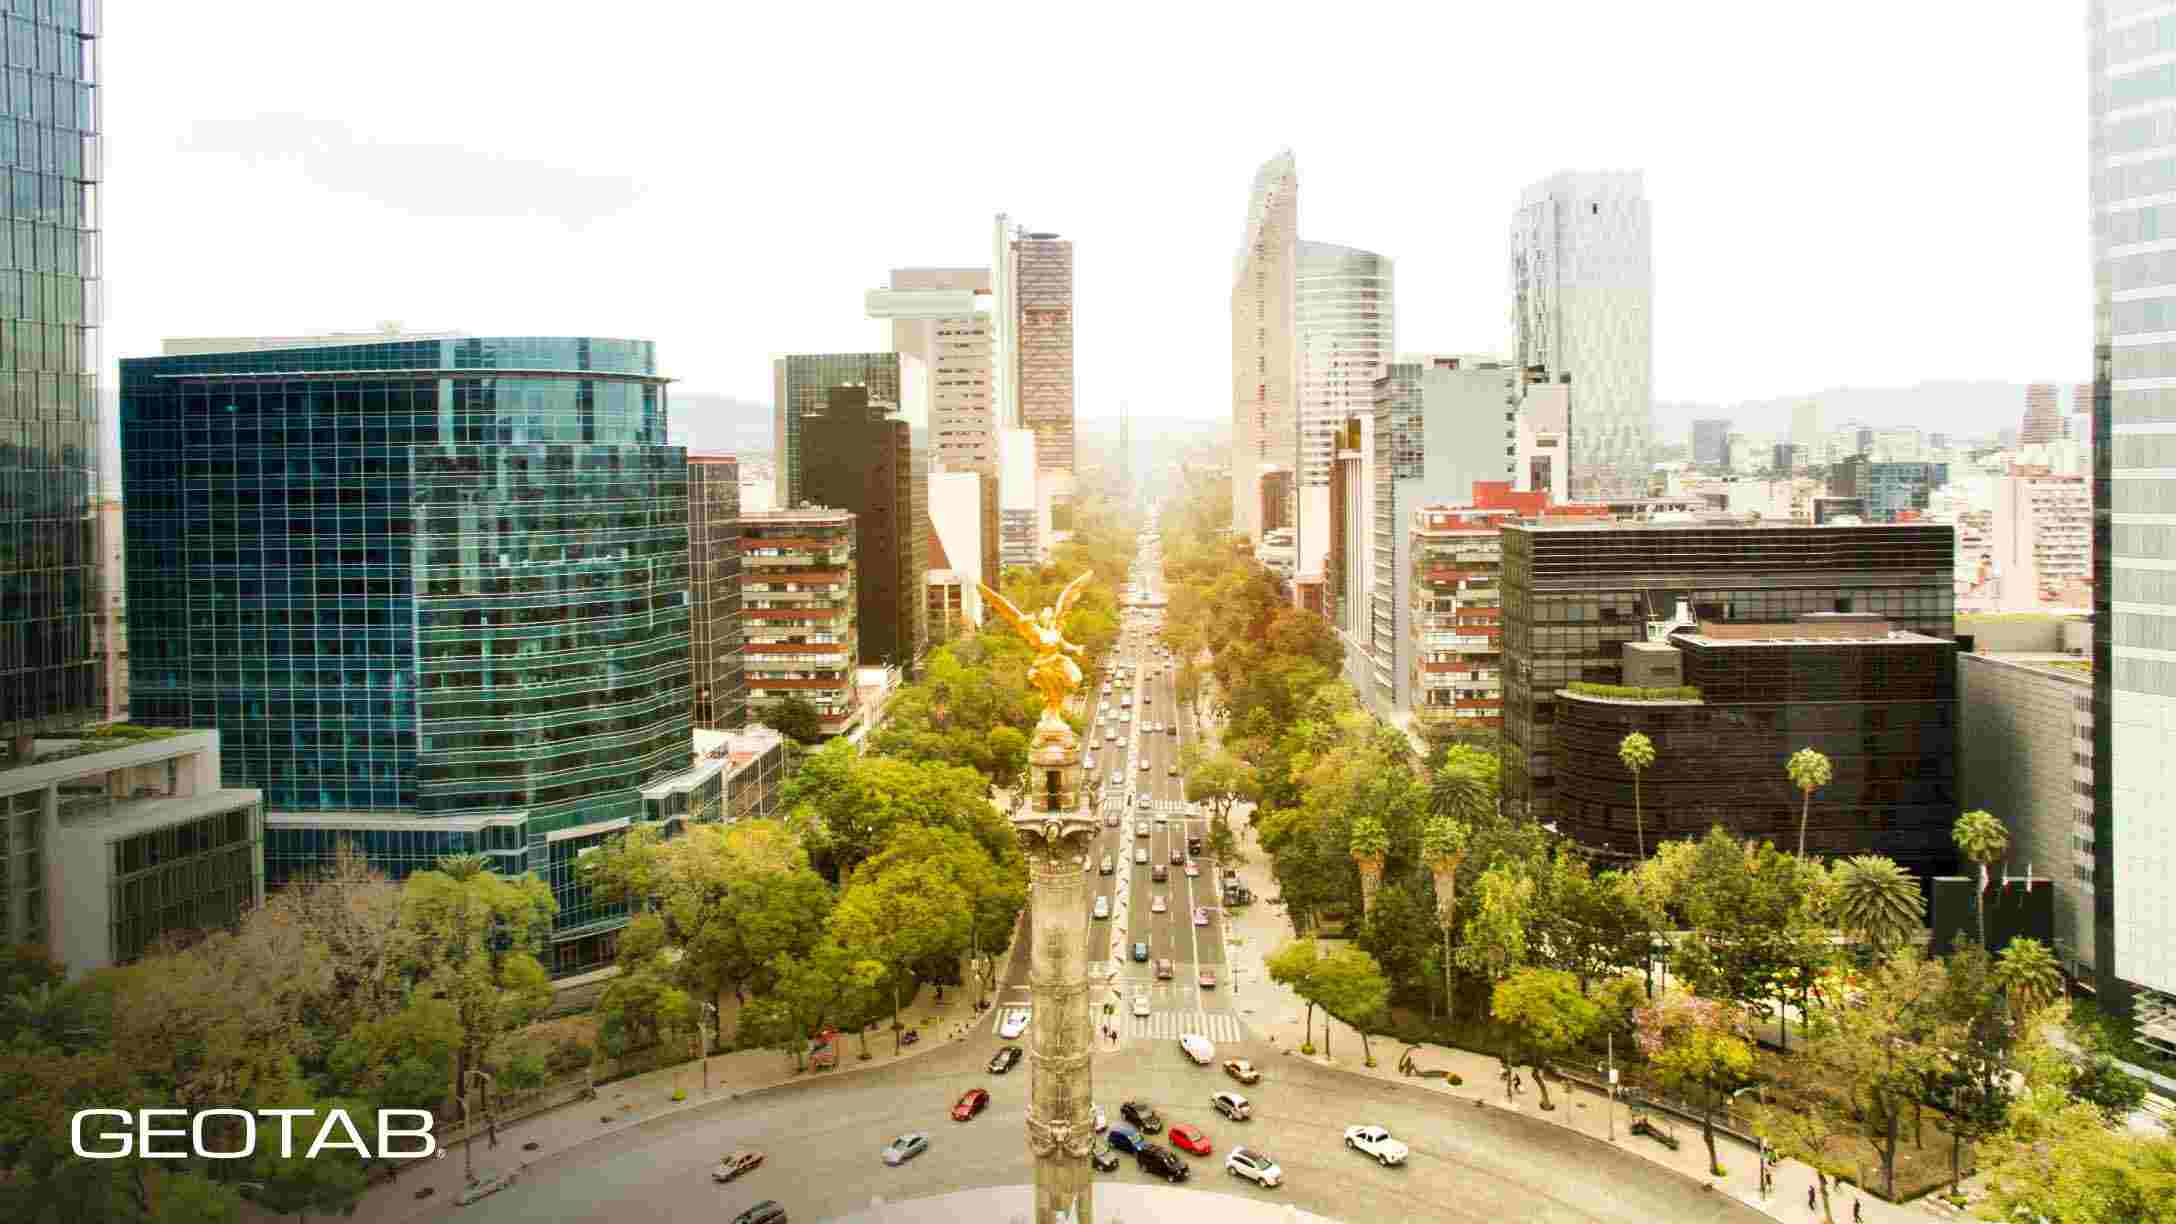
[1429,744,1499,823]
[435,852,490,881]
[1350,812,1390,921]
[1785,748,1833,861]
[1952,810,2011,950]
[1993,937,2064,1020]
[1617,731,1656,860]
[1830,854,1922,958]
[1421,813,1471,1019]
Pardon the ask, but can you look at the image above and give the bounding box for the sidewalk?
[344,963,1007,1223]
[1219,816,1957,1222]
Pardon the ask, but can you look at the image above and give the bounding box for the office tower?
[1552,620,1957,874]
[1499,521,1953,825]
[1000,427,1040,567]
[1294,241,1395,585]
[1772,443,1799,474]
[1993,469,2090,608]
[1231,151,1300,541]
[1790,400,1822,455]
[688,453,746,730]
[1691,419,1732,468]
[1829,456,1949,522]
[868,271,1002,590]
[1368,357,1519,717]
[801,384,921,669]
[1510,171,1654,499]
[1008,230,1075,475]
[741,507,860,738]
[2094,0,2176,1011]
[772,353,901,509]
[122,337,692,974]
[2021,383,2065,446]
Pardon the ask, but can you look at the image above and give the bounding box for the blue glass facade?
[0,1,100,745]
[118,337,691,970]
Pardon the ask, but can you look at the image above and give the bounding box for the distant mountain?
[1656,380,2081,444]
[671,393,772,456]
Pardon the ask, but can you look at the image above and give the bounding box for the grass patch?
[2070,998,2176,1080]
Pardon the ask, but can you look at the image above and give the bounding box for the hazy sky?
[103,2,2086,422]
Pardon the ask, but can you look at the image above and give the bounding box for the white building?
[1513,378,1572,504]
[1510,171,1654,499]
[1992,470,2091,609]
[1230,152,1300,542]
[1292,240,1395,587]
[928,469,986,628]
[999,427,1041,568]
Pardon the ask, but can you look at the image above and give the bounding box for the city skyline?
[105,3,2083,422]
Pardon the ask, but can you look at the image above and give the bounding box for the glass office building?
[0,3,100,752]
[119,337,692,974]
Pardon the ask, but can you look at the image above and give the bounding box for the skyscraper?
[1232,151,1299,542]
[772,353,902,509]
[2021,383,2065,446]
[1691,418,1732,468]
[688,453,745,730]
[1510,171,1654,499]
[1011,231,1075,475]
[0,3,101,756]
[2092,0,2176,1011]
[121,337,693,974]
[1294,241,1394,586]
[801,383,922,669]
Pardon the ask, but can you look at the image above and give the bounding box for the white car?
[1343,1125,1409,1167]
[1093,896,1111,920]
[1093,1103,1107,1132]
[1179,1034,1215,1065]
[998,1008,1031,1039]
[1140,759,1151,771]
[1151,895,1167,913]
[1132,993,1151,1017]
[1135,847,1149,865]
[1226,1146,1282,1188]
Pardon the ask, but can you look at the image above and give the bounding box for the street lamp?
[699,1003,719,1096]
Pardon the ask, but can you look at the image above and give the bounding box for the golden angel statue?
[978,572,1092,728]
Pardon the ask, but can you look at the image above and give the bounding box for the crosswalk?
[1140,799,1193,816]
[1129,1010,1248,1043]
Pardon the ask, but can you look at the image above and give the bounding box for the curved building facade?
[1231,150,1298,542]
[1294,241,1393,582]
[120,337,691,972]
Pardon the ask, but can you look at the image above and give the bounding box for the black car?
[1135,1143,1189,1183]
[1169,848,1184,865]
[731,1202,787,1224]
[1119,1100,1163,1133]
[989,1045,1024,1074]
[1091,1147,1121,1172]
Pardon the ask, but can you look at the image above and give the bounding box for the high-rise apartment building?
[1231,151,1300,541]
[1510,172,1654,499]
[1294,241,1395,585]
[801,384,922,669]
[741,506,860,738]
[2093,0,2176,1017]
[121,336,695,974]
[1691,419,1732,469]
[0,3,100,757]
[1408,495,1526,738]
[1000,427,1041,568]
[1993,468,2090,608]
[1010,231,1075,475]
[772,353,901,509]
[2021,383,2066,446]
[1366,357,1518,716]
[1500,522,1953,825]
[868,270,1002,588]
[688,453,745,731]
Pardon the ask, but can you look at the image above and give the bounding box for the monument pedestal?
[1015,713,1099,1224]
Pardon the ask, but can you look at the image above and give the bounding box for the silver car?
[881,1132,930,1166]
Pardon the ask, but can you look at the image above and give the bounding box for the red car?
[1169,1124,1212,1156]
[952,1088,990,1121]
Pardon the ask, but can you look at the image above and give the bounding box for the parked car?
[1132,941,1150,962]
[1179,1034,1215,1064]
[1091,1147,1120,1172]
[1343,1125,1409,1166]
[1093,1103,1107,1132]
[1093,895,1110,920]
[1105,1125,1147,1155]
[731,1202,787,1224]
[1170,1124,1212,1156]
[1133,992,1151,1017]
[1136,1143,1190,1183]
[988,1045,1023,1074]
[1120,1100,1164,1133]
[1154,958,1175,980]
[998,1009,1030,1039]
[881,1133,930,1166]
[1225,1146,1283,1188]
[712,1149,765,1183]
[1198,968,1216,989]
[951,1089,989,1122]
[1222,1059,1260,1084]
[1211,1091,1251,1121]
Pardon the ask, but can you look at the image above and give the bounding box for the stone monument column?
[1015,723,1099,1224]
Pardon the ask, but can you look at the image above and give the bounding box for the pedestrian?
[1853,1197,1862,1223]
[1808,1183,1817,1211]
[1512,1072,1522,1095]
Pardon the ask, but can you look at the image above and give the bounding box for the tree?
[1182,746,1260,825]
[394,854,557,1110]
[1348,811,1389,921]
[1309,945,1392,1064]
[1421,813,1471,1020]
[1975,1059,2176,1223]
[1428,744,1499,824]
[1786,747,1833,860]
[760,695,829,745]
[595,962,697,1058]
[1670,828,1832,1049]
[1993,937,2064,1019]
[1800,950,1951,1201]
[1635,992,1757,1177]
[828,845,973,1047]
[1264,939,1324,1052]
[2068,1056,2148,1126]
[1453,865,1533,1019]
[1491,968,1602,1111]
[1530,855,1657,994]
[1830,854,1923,958]
[1617,731,1656,860]
[1753,1098,1855,1224]
[782,741,1007,882]
[1952,810,2010,951]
